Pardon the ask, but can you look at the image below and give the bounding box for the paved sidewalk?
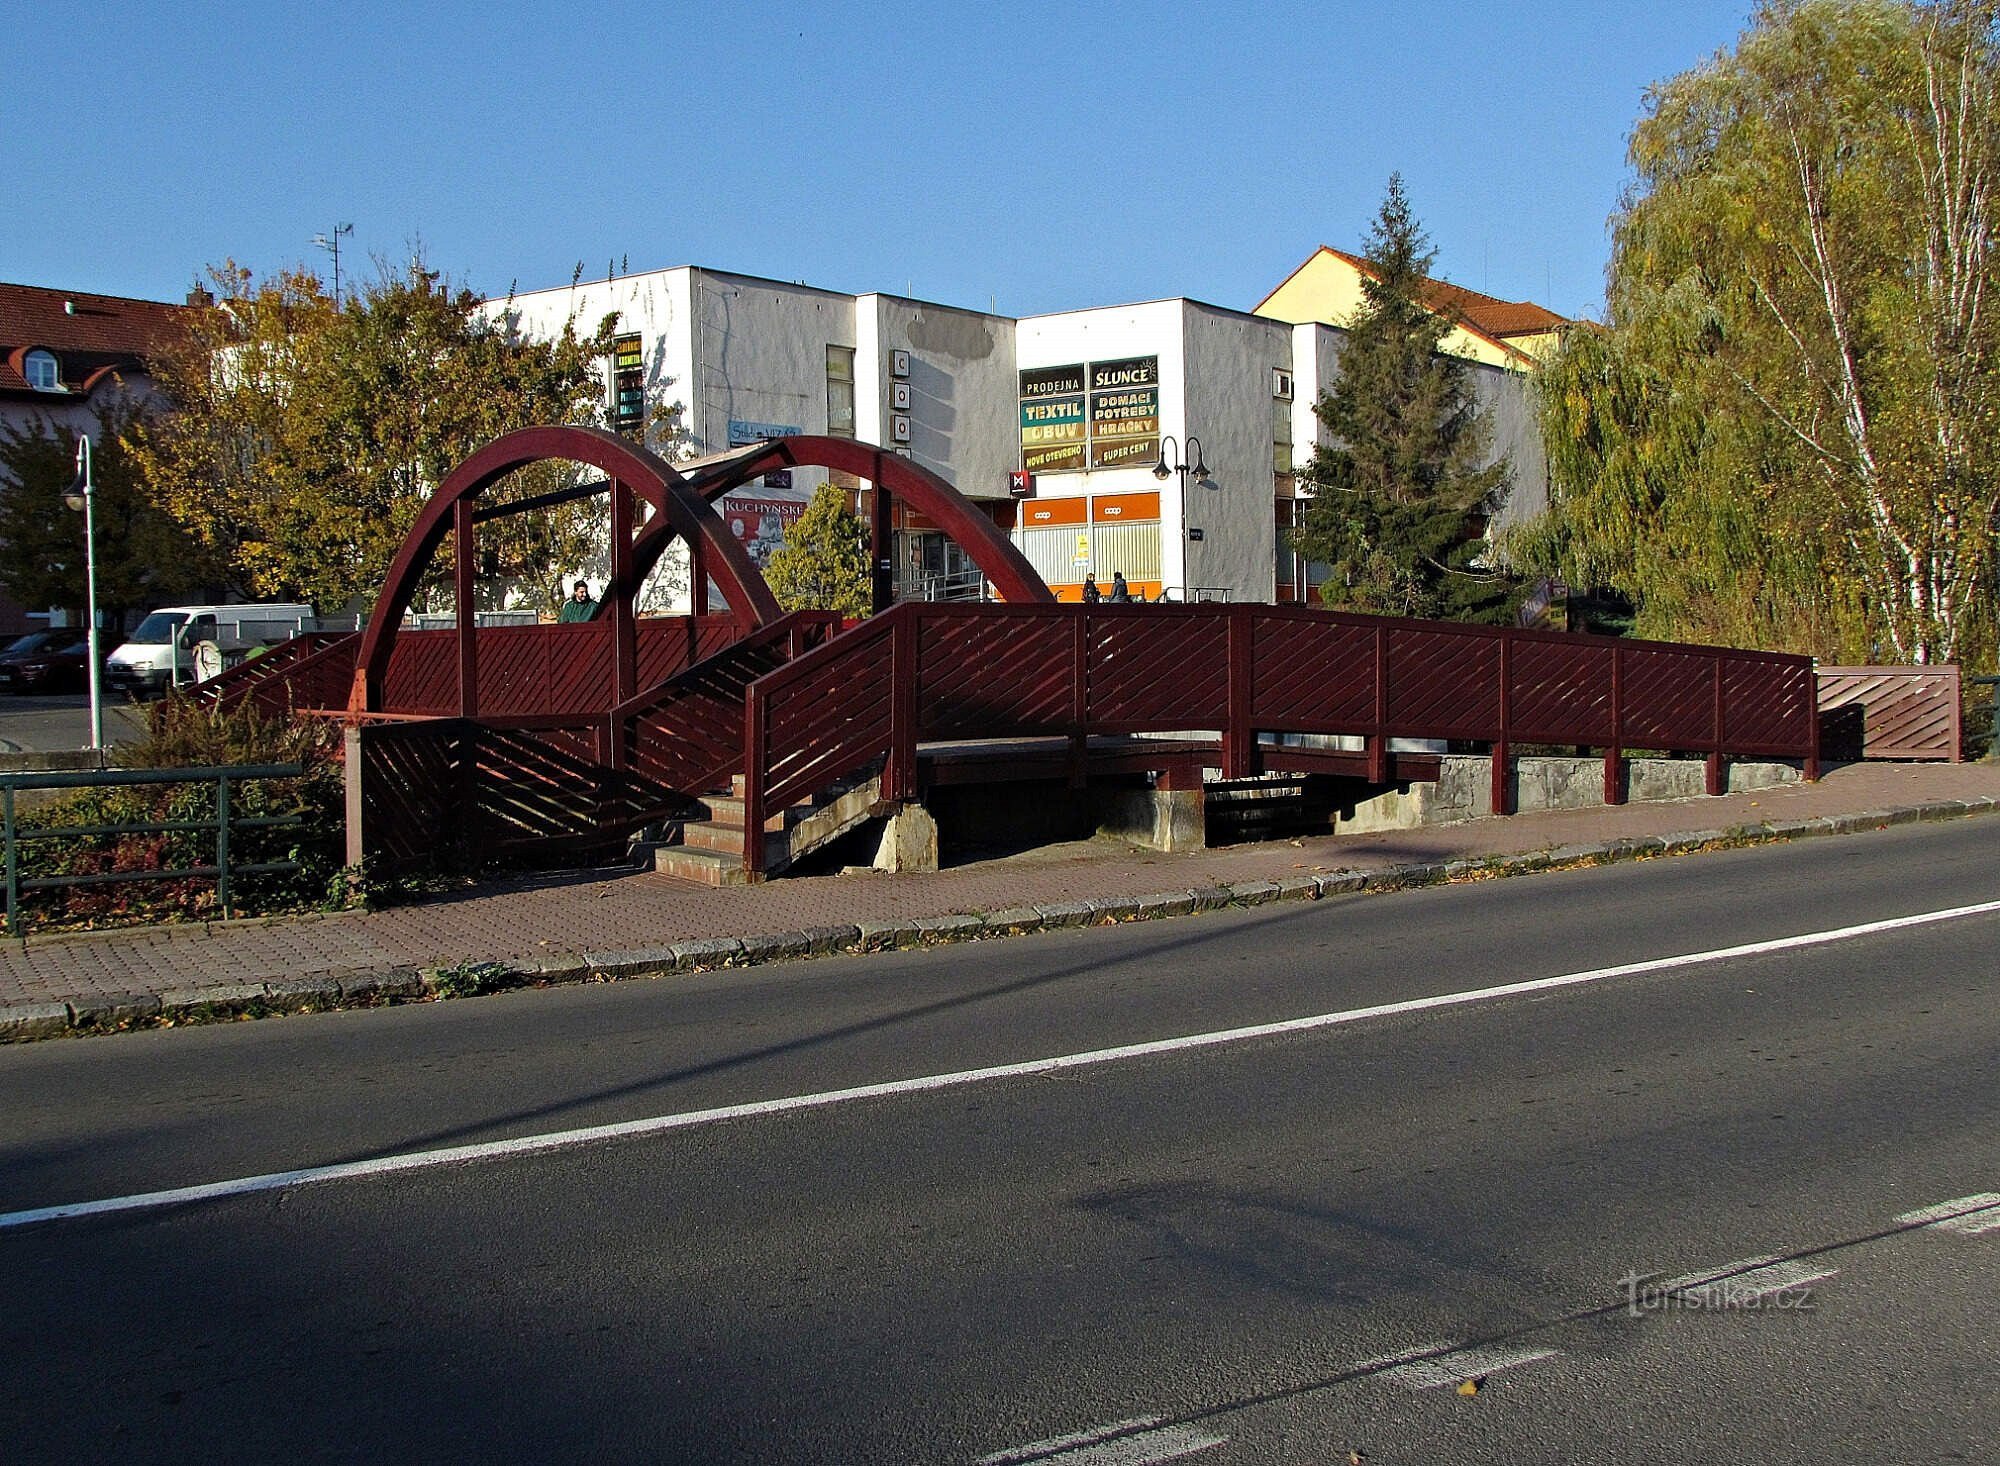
[4,760,1997,1041]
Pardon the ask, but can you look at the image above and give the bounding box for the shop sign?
[1019,394,1086,444]
[1090,356,1159,392]
[1092,436,1159,470]
[1020,364,1086,399]
[1090,385,1158,439]
[1024,441,1087,474]
[728,419,801,491]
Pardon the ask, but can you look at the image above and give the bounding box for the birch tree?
[1519,0,2000,664]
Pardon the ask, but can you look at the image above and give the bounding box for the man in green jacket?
[558,580,598,623]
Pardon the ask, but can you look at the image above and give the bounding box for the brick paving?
[3,759,1996,1034]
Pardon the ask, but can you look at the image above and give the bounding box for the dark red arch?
[348,424,782,713]
[615,435,1055,611]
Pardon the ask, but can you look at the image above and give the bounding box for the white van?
[105,603,315,698]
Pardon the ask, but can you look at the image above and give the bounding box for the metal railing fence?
[0,763,307,935]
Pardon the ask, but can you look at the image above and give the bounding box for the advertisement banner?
[1092,436,1159,470]
[1019,394,1086,444]
[1025,441,1088,474]
[1090,385,1159,439]
[718,489,809,569]
[1020,364,1086,399]
[1090,356,1159,392]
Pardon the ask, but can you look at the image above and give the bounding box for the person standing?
[1109,572,1132,603]
[558,580,598,622]
[1081,574,1102,604]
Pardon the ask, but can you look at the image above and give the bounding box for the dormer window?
[23,349,60,392]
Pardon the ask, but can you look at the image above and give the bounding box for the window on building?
[610,334,645,437]
[1273,392,1294,476]
[23,349,60,392]
[826,345,856,437]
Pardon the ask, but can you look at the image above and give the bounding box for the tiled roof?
[0,282,188,399]
[1275,247,1569,356]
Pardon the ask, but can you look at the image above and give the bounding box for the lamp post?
[1154,435,1218,600]
[312,222,354,302]
[64,435,104,754]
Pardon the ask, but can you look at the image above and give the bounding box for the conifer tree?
[1296,175,1511,620]
[762,484,872,618]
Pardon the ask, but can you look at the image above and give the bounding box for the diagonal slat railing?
[742,602,1820,878]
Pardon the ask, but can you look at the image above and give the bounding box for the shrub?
[12,696,347,932]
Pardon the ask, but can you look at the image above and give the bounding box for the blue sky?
[6,2,1754,322]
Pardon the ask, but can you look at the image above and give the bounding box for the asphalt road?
[2,818,1996,1464]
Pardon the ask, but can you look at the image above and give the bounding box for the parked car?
[0,630,93,694]
[104,602,314,699]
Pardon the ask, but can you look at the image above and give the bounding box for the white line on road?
[1896,1193,2000,1236]
[980,1420,1226,1465]
[980,1418,1163,1463]
[1657,1257,1839,1306]
[1377,1344,1561,1391]
[8,895,2000,1232]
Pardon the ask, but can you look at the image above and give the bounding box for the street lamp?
[64,435,104,754]
[312,222,354,302]
[1152,434,1213,490]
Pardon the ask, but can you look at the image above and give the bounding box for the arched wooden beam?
[348,425,782,713]
[617,435,1055,611]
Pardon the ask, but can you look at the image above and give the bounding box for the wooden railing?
[742,603,1820,876]
[1816,665,1962,760]
[348,611,842,872]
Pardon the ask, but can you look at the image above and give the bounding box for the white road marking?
[980,1418,1162,1463]
[980,1418,1226,1465]
[8,896,2000,1232]
[1657,1257,1838,1306]
[1376,1344,1561,1391]
[1896,1193,2000,1236]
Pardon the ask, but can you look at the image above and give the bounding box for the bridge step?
[655,774,885,886]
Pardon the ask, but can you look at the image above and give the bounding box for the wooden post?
[1366,623,1389,784]
[1224,604,1254,779]
[1492,634,1513,816]
[610,478,637,711]
[691,537,709,617]
[454,499,478,718]
[888,608,919,801]
[1804,661,1821,782]
[1605,642,1626,805]
[1069,606,1088,788]
[743,687,767,879]
[1707,658,1727,795]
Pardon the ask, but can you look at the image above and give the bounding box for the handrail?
[740,602,1820,877]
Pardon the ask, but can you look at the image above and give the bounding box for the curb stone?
[910,913,984,942]
[0,1001,69,1041]
[69,992,163,1028]
[1275,876,1321,901]
[667,936,745,970]
[798,924,862,953]
[262,977,342,1012]
[981,907,1045,934]
[854,920,919,951]
[1034,900,1099,928]
[1186,886,1234,912]
[1227,880,1282,906]
[159,983,267,1017]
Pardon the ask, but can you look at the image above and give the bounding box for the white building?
[495,265,1545,607]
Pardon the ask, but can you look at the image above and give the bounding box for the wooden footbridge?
[201,426,1821,881]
